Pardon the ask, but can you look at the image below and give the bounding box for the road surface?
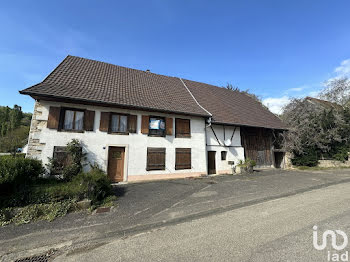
[53,182,350,262]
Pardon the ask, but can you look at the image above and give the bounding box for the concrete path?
[2,168,350,261]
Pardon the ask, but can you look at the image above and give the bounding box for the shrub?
[0,157,44,193]
[292,149,319,167]
[71,167,113,203]
[46,139,86,181]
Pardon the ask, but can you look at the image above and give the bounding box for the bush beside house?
[0,139,115,226]
[282,77,350,168]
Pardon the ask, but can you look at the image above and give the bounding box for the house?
[20,56,286,182]
[305,96,343,111]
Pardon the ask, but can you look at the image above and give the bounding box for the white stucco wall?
[30,100,208,181]
[206,124,245,173]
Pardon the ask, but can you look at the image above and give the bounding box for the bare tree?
[319,77,350,107]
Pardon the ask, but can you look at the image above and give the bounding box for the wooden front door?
[108,147,125,182]
[208,151,216,175]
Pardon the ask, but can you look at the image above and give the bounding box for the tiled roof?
[305,97,343,110]
[20,56,210,117]
[184,79,287,129]
[20,55,286,129]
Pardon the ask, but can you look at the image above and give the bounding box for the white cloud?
[334,59,350,77]
[288,87,304,92]
[262,96,290,115]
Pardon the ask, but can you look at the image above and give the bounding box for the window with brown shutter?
[110,113,128,134]
[84,110,95,131]
[147,147,166,171]
[148,116,166,137]
[47,107,61,129]
[175,148,191,170]
[175,118,191,138]
[60,108,85,131]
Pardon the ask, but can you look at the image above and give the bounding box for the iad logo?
[313,225,348,261]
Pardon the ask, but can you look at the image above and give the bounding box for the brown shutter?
[141,115,149,134]
[47,106,61,129]
[84,110,95,131]
[175,148,191,170]
[128,115,137,133]
[147,148,165,170]
[99,112,110,132]
[166,118,173,135]
[175,119,191,138]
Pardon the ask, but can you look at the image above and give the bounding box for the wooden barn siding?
[241,127,273,166]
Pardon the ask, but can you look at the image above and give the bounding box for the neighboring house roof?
[305,97,343,111]
[20,55,286,129]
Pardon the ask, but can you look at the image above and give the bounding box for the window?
[175,148,191,170]
[147,148,166,170]
[52,146,70,174]
[110,114,128,133]
[175,118,191,138]
[62,109,84,131]
[148,117,166,136]
[221,151,227,160]
[53,146,82,174]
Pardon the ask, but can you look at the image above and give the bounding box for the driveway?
[2,168,350,260]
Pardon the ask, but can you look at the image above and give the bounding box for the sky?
[1,0,350,114]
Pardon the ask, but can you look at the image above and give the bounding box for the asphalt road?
[54,181,350,262]
[2,169,350,261]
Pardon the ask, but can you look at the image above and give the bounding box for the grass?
[0,170,116,226]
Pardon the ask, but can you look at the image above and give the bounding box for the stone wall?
[318,159,350,168]
[26,101,46,159]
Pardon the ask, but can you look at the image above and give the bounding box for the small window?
[175,148,191,170]
[148,117,166,137]
[147,148,166,170]
[62,109,84,131]
[110,114,128,133]
[175,119,191,138]
[221,151,227,160]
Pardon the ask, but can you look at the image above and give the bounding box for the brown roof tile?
[20,55,286,129]
[183,79,286,129]
[20,56,210,117]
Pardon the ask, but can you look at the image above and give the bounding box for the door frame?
[106,144,129,182]
[207,150,216,175]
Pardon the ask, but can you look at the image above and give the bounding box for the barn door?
[208,151,216,175]
[108,147,125,182]
[241,127,272,166]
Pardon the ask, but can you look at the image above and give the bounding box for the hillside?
[0,105,32,153]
